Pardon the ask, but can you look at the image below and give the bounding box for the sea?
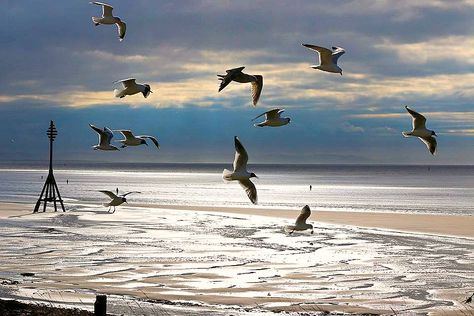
[1,161,473,215]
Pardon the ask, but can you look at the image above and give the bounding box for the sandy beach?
[0,201,473,315]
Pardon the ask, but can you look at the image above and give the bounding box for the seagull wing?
[238,179,257,204]
[227,66,245,74]
[100,190,118,200]
[252,108,281,121]
[302,44,333,65]
[139,136,160,149]
[331,46,345,64]
[419,136,437,155]
[114,78,136,89]
[103,127,114,145]
[295,205,311,225]
[233,136,248,172]
[121,191,141,197]
[116,130,135,141]
[90,124,110,146]
[250,75,263,106]
[405,106,426,130]
[91,2,114,17]
[217,67,244,92]
[265,108,283,120]
[116,20,126,41]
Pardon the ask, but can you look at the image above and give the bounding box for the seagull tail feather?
[402,131,412,137]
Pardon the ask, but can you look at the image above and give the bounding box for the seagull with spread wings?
[402,106,437,155]
[90,2,126,41]
[217,66,263,106]
[113,78,152,98]
[284,205,314,235]
[302,44,345,75]
[116,130,160,149]
[89,124,119,151]
[100,190,140,213]
[252,108,290,127]
[223,137,258,204]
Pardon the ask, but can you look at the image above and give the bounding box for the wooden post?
[94,294,107,316]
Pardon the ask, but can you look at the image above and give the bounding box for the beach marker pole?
[33,121,66,213]
[94,294,107,316]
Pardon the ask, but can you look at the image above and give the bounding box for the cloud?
[375,36,474,65]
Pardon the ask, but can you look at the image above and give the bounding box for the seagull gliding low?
[284,205,314,235]
[100,190,140,213]
[223,137,258,204]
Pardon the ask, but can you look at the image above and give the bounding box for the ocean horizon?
[1,161,473,216]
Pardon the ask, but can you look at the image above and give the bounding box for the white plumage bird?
[113,78,152,98]
[116,130,160,149]
[100,190,140,213]
[223,137,258,204]
[90,2,126,41]
[284,205,314,234]
[402,106,437,155]
[89,124,119,151]
[217,66,263,106]
[252,108,290,127]
[302,44,345,75]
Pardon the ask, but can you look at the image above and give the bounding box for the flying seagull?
[302,44,345,75]
[284,205,314,235]
[217,66,263,106]
[90,2,126,41]
[402,106,437,155]
[113,78,152,98]
[252,108,290,127]
[223,137,258,204]
[100,190,140,213]
[89,124,119,151]
[116,130,160,149]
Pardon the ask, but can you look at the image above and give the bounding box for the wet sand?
[0,201,473,315]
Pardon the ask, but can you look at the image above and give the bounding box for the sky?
[1,0,473,164]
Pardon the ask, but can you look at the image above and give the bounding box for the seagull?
[302,44,345,75]
[99,190,140,213]
[90,2,126,41]
[217,66,263,106]
[402,106,437,155]
[89,124,119,151]
[223,137,258,204]
[252,108,290,127]
[114,78,152,98]
[284,205,314,235]
[116,130,160,149]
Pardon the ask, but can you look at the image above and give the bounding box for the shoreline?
[2,201,473,239]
